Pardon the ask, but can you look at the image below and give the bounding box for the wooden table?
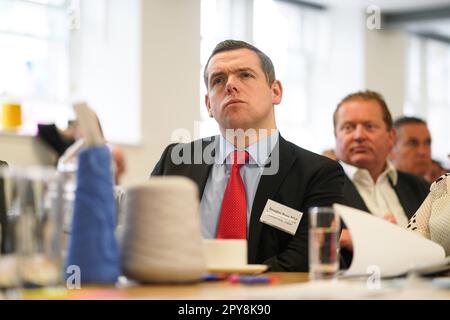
[20,272,450,300]
[22,272,309,300]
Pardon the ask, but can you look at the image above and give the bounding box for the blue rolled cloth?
[65,145,120,284]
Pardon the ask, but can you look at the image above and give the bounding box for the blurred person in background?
[38,119,126,185]
[333,90,429,267]
[425,159,448,184]
[322,148,336,160]
[390,116,432,183]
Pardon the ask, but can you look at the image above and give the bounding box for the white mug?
[203,239,247,268]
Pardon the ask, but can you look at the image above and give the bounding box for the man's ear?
[205,94,213,117]
[271,80,283,105]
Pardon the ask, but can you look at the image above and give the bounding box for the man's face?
[204,48,282,133]
[335,99,395,173]
[391,123,431,176]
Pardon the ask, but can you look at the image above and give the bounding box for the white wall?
[365,28,409,119]
[310,5,366,152]
[0,133,56,166]
[327,5,366,108]
[121,0,201,185]
[70,0,142,145]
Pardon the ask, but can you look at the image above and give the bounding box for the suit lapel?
[344,173,414,219]
[185,137,216,200]
[343,175,369,212]
[248,136,296,263]
[178,137,218,200]
[390,176,414,219]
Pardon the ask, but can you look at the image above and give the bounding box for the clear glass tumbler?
[308,206,340,280]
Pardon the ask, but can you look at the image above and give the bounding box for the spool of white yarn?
[120,176,207,283]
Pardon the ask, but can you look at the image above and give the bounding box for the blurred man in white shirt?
[333,90,429,262]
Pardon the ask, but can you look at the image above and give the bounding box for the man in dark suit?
[333,90,429,264]
[152,40,344,272]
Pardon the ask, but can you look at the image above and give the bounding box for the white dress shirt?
[340,161,409,227]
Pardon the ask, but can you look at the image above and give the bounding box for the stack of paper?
[333,204,446,277]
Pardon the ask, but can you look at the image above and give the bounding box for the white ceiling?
[307,0,450,12]
[303,0,450,42]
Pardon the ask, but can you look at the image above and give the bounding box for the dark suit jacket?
[342,171,429,220]
[340,169,429,267]
[151,135,344,271]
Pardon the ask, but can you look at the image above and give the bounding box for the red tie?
[216,151,249,239]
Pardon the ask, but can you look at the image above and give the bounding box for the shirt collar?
[339,160,398,185]
[217,129,279,167]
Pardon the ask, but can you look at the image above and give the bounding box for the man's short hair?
[333,90,393,132]
[393,116,427,130]
[203,39,276,87]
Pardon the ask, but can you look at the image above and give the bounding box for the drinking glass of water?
[1,166,64,292]
[308,206,340,280]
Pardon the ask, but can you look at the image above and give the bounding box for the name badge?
[259,199,303,235]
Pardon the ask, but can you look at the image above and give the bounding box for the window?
[0,0,140,144]
[70,0,141,145]
[253,0,331,151]
[200,0,332,153]
[199,0,254,137]
[0,0,70,133]
[405,36,450,166]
